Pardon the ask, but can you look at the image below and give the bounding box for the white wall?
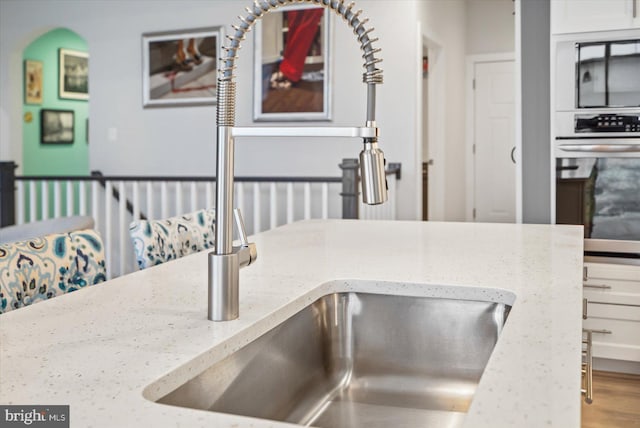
[418,0,467,221]
[466,0,515,55]
[417,0,515,221]
[0,0,420,220]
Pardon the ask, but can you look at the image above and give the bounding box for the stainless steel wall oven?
[555,32,640,264]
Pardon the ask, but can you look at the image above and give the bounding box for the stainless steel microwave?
[555,34,640,140]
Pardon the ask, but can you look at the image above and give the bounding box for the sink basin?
[156,291,511,427]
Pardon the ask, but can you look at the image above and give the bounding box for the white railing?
[10,162,400,279]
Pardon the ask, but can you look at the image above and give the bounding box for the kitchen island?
[0,220,584,427]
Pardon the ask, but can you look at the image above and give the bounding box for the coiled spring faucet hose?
[216,0,384,127]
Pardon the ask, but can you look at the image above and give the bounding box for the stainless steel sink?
[156,292,511,427]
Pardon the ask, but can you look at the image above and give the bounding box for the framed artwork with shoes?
[253,4,332,121]
[141,26,224,108]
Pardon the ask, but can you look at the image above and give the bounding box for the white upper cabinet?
[551,0,640,34]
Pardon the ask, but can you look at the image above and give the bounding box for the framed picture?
[59,49,89,100]
[24,60,43,104]
[142,26,223,108]
[41,109,74,144]
[253,4,331,121]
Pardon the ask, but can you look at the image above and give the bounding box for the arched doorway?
[22,27,89,176]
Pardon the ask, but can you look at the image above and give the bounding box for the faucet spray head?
[360,139,388,205]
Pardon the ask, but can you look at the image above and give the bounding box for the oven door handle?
[558,144,640,153]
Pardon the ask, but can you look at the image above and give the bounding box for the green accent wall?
[22,28,89,220]
[22,28,89,176]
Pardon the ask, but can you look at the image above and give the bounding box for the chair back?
[0,229,106,314]
[129,209,216,270]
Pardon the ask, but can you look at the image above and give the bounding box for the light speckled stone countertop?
[0,220,584,427]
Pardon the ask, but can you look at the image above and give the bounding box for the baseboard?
[593,357,640,375]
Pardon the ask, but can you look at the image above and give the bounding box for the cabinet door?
[583,262,640,363]
[552,0,638,34]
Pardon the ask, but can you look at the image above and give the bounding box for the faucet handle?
[233,208,249,246]
[233,208,257,267]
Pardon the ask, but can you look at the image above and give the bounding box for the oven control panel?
[575,114,640,133]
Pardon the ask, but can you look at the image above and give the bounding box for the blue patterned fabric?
[129,209,216,270]
[0,229,107,314]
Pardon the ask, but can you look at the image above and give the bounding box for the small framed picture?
[41,109,74,144]
[59,48,89,100]
[142,26,223,107]
[24,60,43,104]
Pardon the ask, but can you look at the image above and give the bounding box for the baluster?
[41,180,50,220]
[286,182,294,224]
[161,181,168,219]
[91,180,99,231]
[304,182,311,220]
[132,181,140,221]
[189,182,197,212]
[237,182,245,216]
[79,181,87,216]
[205,181,213,209]
[322,183,329,219]
[253,182,261,233]
[16,181,24,225]
[66,180,74,216]
[386,175,394,220]
[29,181,36,222]
[104,180,113,280]
[270,182,277,230]
[54,180,61,218]
[118,181,126,278]
[175,182,183,216]
[146,181,154,220]
[389,175,396,220]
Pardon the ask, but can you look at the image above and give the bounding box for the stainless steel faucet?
[208,0,387,321]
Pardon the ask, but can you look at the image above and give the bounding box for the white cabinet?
[583,262,640,364]
[552,0,640,34]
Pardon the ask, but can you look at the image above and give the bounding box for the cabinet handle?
[582,330,593,404]
[634,0,637,18]
[583,298,588,320]
[589,301,640,308]
[583,284,612,290]
[585,329,612,335]
[583,266,588,282]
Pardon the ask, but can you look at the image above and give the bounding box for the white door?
[473,60,515,223]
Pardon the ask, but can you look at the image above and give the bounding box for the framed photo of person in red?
[253,5,331,121]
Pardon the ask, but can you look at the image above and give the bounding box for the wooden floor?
[262,80,323,114]
[582,370,640,427]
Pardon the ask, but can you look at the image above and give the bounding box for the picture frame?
[253,4,332,121]
[24,59,43,105]
[40,109,74,144]
[59,49,89,100]
[142,26,223,108]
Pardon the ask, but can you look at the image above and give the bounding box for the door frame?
[419,28,445,221]
[465,52,516,222]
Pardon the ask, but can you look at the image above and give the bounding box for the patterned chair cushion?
[129,209,216,270]
[0,229,107,314]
